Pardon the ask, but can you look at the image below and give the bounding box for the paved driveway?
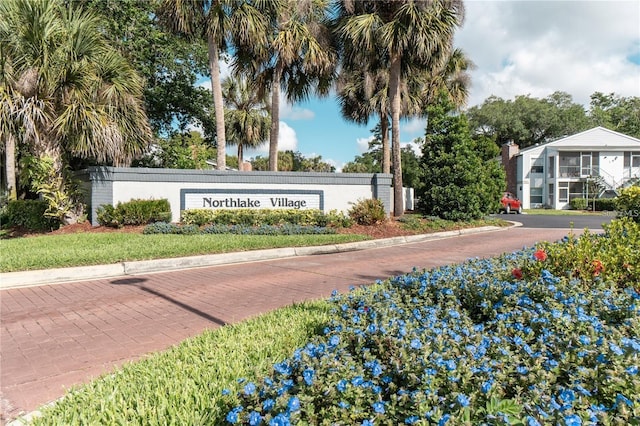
[1,225,584,423]
[495,213,613,230]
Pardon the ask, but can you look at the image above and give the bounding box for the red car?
[500,192,522,214]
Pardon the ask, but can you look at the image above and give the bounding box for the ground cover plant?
[25,219,639,425]
[222,218,639,425]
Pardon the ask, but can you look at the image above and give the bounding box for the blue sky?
[201,0,640,171]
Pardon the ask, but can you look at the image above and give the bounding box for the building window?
[530,187,543,205]
[559,182,568,203]
[548,156,555,178]
[559,152,599,177]
[625,151,640,178]
[530,157,544,174]
[548,183,554,206]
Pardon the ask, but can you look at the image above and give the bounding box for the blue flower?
[244,382,256,396]
[526,416,542,426]
[303,368,315,386]
[481,381,492,394]
[263,399,275,412]
[626,365,638,375]
[361,420,374,426]
[438,414,451,426]
[287,396,301,412]
[405,416,419,424]
[410,338,422,349]
[336,379,347,392]
[269,413,290,426]
[564,414,582,426]
[373,401,385,414]
[248,411,262,426]
[559,389,575,403]
[457,393,470,407]
[226,406,243,424]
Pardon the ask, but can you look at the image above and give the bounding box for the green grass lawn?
[0,218,508,273]
[0,233,370,273]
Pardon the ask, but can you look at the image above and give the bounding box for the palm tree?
[0,0,152,222]
[236,0,337,172]
[159,0,269,171]
[336,0,464,216]
[221,74,271,169]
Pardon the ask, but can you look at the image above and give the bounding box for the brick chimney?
[501,141,519,194]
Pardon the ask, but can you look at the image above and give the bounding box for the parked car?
[500,192,522,214]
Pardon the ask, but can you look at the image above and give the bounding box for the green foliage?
[136,131,216,169]
[142,222,201,235]
[518,218,640,286]
[616,186,640,222]
[0,232,368,272]
[250,151,335,172]
[571,197,618,211]
[97,199,171,227]
[417,97,505,221]
[570,198,588,210]
[589,92,640,138]
[0,199,59,231]
[30,301,333,425]
[467,91,591,148]
[77,0,212,138]
[347,198,386,225]
[181,209,351,228]
[18,155,84,222]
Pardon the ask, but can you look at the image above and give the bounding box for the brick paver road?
[1,226,578,423]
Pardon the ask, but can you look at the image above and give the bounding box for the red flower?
[533,249,548,262]
[512,268,523,280]
[592,260,604,276]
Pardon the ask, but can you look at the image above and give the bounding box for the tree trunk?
[380,112,390,174]
[5,133,17,201]
[238,143,244,169]
[389,52,403,217]
[269,63,283,172]
[207,34,226,170]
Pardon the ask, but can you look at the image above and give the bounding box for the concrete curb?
[0,224,515,290]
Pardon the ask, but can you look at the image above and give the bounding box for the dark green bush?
[142,222,337,235]
[569,198,588,210]
[1,199,60,231]
[97,199,171,227]
[594,198,617,211]
[348,198,386,225]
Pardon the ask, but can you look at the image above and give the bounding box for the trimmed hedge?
[181,208,352,228]
[97,199,172,227]
[0,199,60,231]
[570,197,617,211]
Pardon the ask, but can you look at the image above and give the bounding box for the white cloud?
[456,1,640,107]
[402,117,426,134]
[280,102,315,120]
[244,121,298,158]
[356,135,375,153]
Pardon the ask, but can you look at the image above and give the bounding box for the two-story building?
[502,127,640,210]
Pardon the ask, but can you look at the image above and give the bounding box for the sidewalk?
[1,225,574,424]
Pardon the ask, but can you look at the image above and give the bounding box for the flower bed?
[223,219,639,425]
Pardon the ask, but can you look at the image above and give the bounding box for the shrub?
[97,199,171,227]
[223,219,639,425]
[348,198,386,225]
[143,222,200,235]
[594,198,617,211]
[616,186,640,222]
[569,197,587,210]
[0,199,60,232]
[181,209,350,228]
